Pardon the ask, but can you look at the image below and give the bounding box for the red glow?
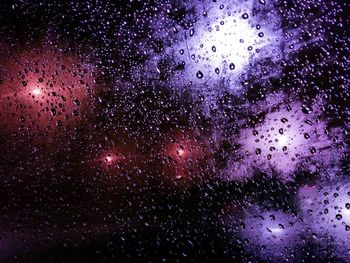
[31,88,42,96]
[98,150,124,169]
[176,147,186,158]
[161,131,207,183]
[95,142,142,172]
[105,155,115,164]
[0,48,97,137]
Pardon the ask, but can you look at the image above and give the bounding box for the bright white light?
[177,13,266,80]
[160,0,283,90]
[277,134,289,147]
[195,17,263,72]
[343,209,350,217]
[268,227,284,235]
[105,155,114,163]
[177,148,185,157]
[32,88,42,95]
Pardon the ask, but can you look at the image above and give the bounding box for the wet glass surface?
[0,0,349,262]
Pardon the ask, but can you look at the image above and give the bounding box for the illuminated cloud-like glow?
[239,207,305,260]
[161,131,208,183]
[0,49,97,137]
[224,94,344,181]
[298,182,350,260]
[142,0,283,91]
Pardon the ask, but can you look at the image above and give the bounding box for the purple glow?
[239,207,305,260]
[298,182,350,259]
[138,0,283,92]
[224,94,343,181]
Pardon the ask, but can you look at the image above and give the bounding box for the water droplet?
[196,71,203,79]
[336,214,342,220]
[50,108,57,116]
[305,119,313,125]
[309,147,316,154]
[301,105,313,114]
[229,63,235,70]
[242,13,249,19]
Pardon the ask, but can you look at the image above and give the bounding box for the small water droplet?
[336,214,342,220]
[309,147,316,154]
[196,71,203,79]
[50,108,57,116]
[301,105,313,114]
